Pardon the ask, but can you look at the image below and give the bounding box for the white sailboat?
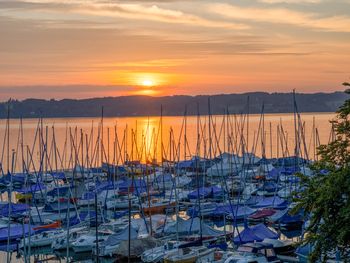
[19,229,65,248]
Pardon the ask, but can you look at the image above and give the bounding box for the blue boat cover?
[47,185,70,197]
[266,168,279,180]
[275,156,308,168]
[67,211,96,226]
[176,156,212,170]
[0,203,29,217]
[233,226,263,244]
[188,186,224,199]
[102,163,127,174]
[259,181,279,192]
[188,187,212,199]
[212,204,255,219]
[95,180,115,192]
[251,223,279,239]
[117,178,147,193]
[0,224,34,242]
[114,210,128,219]
[253,196,288,209]
[0,173,25,188]
[155,173,173,183]
[176,160,196,169]
[245,196,265,206]
[256,157,271,165]
[233,223,278,244]
[279,211,303,224]
[43,202,75,212]
[16,183,46,194]
[81,191,95,200]
[51,172,67,180]
[212,186,225,197]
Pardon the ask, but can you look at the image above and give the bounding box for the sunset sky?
[0,0,349,99]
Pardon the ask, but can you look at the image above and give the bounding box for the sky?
[0,0,349,99]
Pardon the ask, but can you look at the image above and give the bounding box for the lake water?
[0,113,335,173]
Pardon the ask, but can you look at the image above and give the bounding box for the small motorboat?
[263,238,295,256]
[249,208,276,221]
[19,229,65,248]
[141,240,186,263]
[142,198,176,215]
[224,242,281,263]
[163,246,216,263]
[71,230,113,253]
[51,227,87,250]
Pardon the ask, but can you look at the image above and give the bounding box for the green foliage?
[294,82,350,262]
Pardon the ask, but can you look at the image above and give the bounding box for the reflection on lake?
[0,113,334,173]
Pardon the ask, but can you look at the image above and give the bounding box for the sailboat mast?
[196,103,203,244]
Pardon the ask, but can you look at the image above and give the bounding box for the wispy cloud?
[258,0,322,3]
[0,0,349,96]
[78,3,249,30]
[209,3,350,32]
[1,0,248,30]
[0,84,134,99]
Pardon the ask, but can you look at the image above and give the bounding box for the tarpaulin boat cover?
[238,153,261,165]
[201,224,224,236]
[163,217,200,235]
[155,173,173,183]
[188,187,212,199]
[268,208,289,222]
[176,160,195,169]
[266,168,279,180]
[258,181,279,192]
[187,186,224,199]
[0,203,29,216]
[115,237,159,257]
[0,224,34,242]
[256,157,271,165]
[176,156,212,170]
[253,196,288,209]
[95,180,115,192]
[233,226,263,245]
[51,172,67,180]
[249,208,276,219]
[245,196,265,206]
[67,211,96,226]
[102,225,138,246]
[233,223,278,244]
[274,156,308,168]
[117,178,147,193]
[17,183,46,194]
[102,163,128,174]
[212,186,225,198]
[163,217,223,237]
[251,223,279,239]
[279,211,303,224]
[81,191,95,200]
[43,202,75,212]
[47,185,70,197]
[212,204,256,218]
[1,173,26,184]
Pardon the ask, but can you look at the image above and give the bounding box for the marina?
[0,109,335,262]
[2,0,349,260]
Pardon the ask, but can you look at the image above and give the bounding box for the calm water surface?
[0,113,335,173]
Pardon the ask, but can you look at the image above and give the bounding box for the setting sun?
[142,79,154,87]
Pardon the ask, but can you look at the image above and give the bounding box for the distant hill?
[0,92,347,118]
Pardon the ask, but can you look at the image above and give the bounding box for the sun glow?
[142,79,154,87]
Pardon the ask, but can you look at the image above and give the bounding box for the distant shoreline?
[0,92,346,119]
[0,111,337,120]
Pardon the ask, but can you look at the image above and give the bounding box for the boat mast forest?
[0,92,343,262]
